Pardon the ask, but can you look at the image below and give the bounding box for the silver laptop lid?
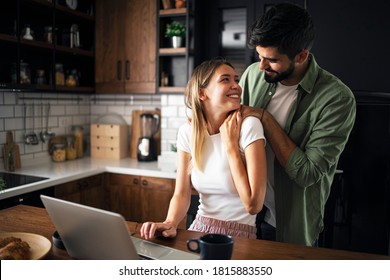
[41,195,139,260]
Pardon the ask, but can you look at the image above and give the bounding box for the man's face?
[255,46,296,84]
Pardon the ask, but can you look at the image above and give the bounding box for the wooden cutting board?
[2,131,21,171]
[130,110,161,159]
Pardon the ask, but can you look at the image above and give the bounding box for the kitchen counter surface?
[0,157,176,200]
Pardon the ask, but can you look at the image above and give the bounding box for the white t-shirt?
[264,82,298,227]
[177,116,265,226]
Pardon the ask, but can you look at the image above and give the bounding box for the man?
[239,3,356,246]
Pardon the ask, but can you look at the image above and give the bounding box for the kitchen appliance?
[0,172,48,191]
[137,113,160,161]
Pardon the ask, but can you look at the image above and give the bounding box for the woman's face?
[201,64,242,113]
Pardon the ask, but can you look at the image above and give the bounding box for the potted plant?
[165,21,186,48]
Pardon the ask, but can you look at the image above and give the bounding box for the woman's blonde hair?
[184,58,234,172]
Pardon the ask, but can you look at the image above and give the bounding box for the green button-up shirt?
[240,54,356,245]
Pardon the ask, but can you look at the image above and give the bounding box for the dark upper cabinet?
[308,0,390,92]
[0,0,95,93]
[197,0,304,75]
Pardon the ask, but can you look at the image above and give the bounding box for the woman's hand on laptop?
[140,222,177,240]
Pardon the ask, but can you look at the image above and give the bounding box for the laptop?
[40,195,198,260]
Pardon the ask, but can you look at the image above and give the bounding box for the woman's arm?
[140,150,192,239]
[220,111,267,215]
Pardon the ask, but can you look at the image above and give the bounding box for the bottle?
[43,26,53,44]
[73,126,83,158]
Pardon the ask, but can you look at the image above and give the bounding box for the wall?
[0,91,187,164]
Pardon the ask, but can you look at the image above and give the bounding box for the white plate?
[0,232,52,260]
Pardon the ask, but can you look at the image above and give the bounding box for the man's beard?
[264,62,295,83]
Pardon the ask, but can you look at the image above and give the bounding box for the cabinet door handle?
[125,60,130,80]
[133,178,139,185]
[117,60,122,80]
[141,179,148,186]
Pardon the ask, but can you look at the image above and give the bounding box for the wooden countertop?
[1,205,389,260]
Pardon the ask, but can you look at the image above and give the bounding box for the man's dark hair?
[248,3,315,59]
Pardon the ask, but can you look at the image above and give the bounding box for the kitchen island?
[1,204,389,260]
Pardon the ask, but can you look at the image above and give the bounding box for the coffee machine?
[137,113,160,161]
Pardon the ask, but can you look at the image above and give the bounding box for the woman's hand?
[140,221,177,240]
[220,110,243,151]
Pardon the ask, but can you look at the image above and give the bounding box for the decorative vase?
[171,36,182,48]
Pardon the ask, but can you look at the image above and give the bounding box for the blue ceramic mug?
[187,234,234,260]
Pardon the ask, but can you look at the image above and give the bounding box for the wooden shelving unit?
[156,0,196,94]
[0,0,95,93]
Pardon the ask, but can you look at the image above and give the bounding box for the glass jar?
[55,63,65,86]
[65,135,77,160]
[65,74,77,87]
[43,26,53,44]
[52,144,66,162]
[35,69,46,85]
[11,61,31,84]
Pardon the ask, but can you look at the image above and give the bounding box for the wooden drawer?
[91,146,126,160]
[91,124,127,136]
[91,135,121,148]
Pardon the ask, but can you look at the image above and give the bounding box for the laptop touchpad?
[131,237,174,259]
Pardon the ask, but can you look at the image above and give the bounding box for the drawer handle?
[142,180,148,186]
[97,136,100,139]
[110,136,114,139]
[133,178,139,184]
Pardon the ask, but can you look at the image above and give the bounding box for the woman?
[140,58,267,239]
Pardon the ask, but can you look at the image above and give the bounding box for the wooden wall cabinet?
[95,0,156,94]
[0,0,95,93]
[54,174,107,210]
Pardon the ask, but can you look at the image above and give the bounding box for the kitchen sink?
[0,172,49,190]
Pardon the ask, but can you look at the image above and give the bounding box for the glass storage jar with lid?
[55,63,65,86]
[11,61,31,84]
[52,144,66,162]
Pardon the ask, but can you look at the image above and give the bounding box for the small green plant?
[165,21,186,37]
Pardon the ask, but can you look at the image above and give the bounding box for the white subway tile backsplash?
[167,94,185,106]
[0,106,14,118]
[4,92,17,104]
[168,117,186,129]
[161,106,178,117]
[0,92,189,162]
